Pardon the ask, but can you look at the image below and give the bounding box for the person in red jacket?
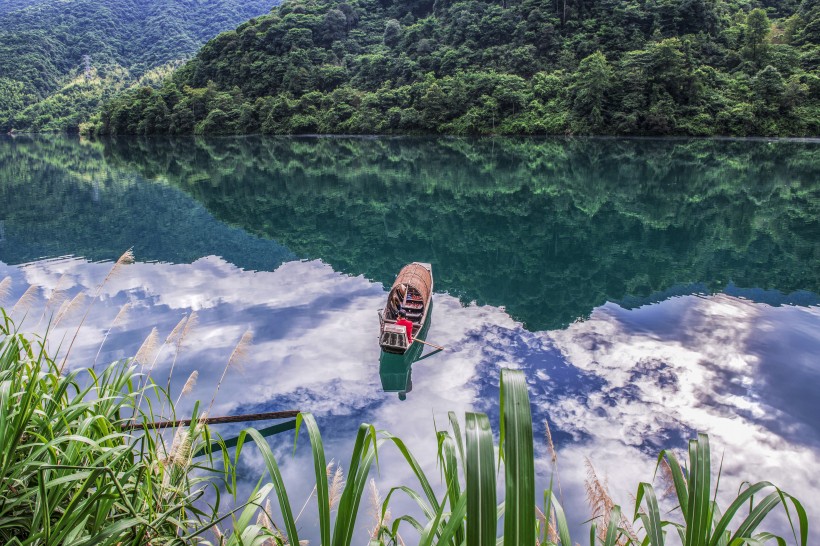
[395,309,414,344]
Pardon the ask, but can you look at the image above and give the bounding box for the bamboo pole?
[124,410,300,430]
[414,338,446,351]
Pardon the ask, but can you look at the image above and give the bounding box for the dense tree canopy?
[0,0,276,133]
[95,0,820,136]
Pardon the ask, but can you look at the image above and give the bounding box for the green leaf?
[295,413,330,546]
[635,482,663,546]
[465,412,496,546]
[685,433,711,546]
[500,369,535,546]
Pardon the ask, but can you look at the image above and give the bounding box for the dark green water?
[3,135,819,329]
[1,135,818,541]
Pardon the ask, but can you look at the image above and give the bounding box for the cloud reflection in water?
[1,256,818,543]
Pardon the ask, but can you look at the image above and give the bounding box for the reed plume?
[0,276,11,304]
[52,300,71,327]
[38,273,69,325]
[131,328,159,413]
[134,327,159,367]
[544,419,563,502]
[206,329,252,416]
[327,461,344,511]
[165,426,186,466]
[368,478,390,540]
[54,293,86,327]
[536,505,558,546]
[10,284,38,317]
[549,508,558,544]
[112,302,131,328]
[60,248,135,372]
[165,314,188,345]
[584,458,636,544]
[166,311,197,394]
[227,328,252,372]
[174,370,198,404]
[257,499,274,530]
[93,302,130,369]
[585,457,615,542]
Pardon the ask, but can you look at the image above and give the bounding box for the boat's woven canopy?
[391,263,432,302]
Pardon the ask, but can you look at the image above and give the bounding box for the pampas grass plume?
[112,302,130,328]
[54,292,87,327]
[0,276,11,304]
[135,327,159,366]
[227,329,253,372]
[180,371,198,397]
[11,284,38,315]
[328,461,344,511]
[165,314,188,344]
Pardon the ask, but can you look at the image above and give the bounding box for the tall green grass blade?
[449,411,466,470]
[294,413,330,546]
[709,482,773,546]
[602,506,622,546]
[384,485,436,522]
[465,412,496,546]
[748,532,787,546]
[729,492,785,543]
[333,423,379,546]
[438,431,465,546]
[419,490,451,546]
[438,492,468,546]
[635,482,663,546]
[500,369,535,546]
[685,433,711,546]
[547,491,572,546]
[658,449,689,517]
[240,428,300,546]
[382,433,441,513]
[778,491,808,546]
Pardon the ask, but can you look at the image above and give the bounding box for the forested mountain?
[95,0,820,136]
[0,0,276,132]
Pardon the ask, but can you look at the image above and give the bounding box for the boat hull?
[379,262,433,354]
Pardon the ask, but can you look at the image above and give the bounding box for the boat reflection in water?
[379,300,436,400]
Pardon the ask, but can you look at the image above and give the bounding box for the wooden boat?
[378,262,433,354]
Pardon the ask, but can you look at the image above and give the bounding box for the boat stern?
[380,323,409,354]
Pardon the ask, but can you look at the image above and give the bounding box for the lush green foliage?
[0,312,279,545]
[0,0,275,133]
[95,0,820,136]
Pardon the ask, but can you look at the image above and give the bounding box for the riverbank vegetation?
[91,0,820,136]
[0,0,275,133]
[0,297,809,544]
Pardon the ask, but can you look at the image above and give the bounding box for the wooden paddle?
[414,338,446,351]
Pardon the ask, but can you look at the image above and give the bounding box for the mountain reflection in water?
[0,135,818,541]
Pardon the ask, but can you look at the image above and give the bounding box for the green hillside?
[95,0,820,136]
[0,0,276,133]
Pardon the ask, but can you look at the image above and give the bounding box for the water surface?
[1,135,818,542]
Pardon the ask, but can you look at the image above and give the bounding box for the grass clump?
[0,311,277,545]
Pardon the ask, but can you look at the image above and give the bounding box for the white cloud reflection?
[1,256,818,543]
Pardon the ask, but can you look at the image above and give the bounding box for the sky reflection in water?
[0,135,819,543]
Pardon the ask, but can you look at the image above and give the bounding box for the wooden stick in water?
[414,338,446,351]
[124,409,300,430]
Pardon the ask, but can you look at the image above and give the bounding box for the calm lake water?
[1,135,819,542]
